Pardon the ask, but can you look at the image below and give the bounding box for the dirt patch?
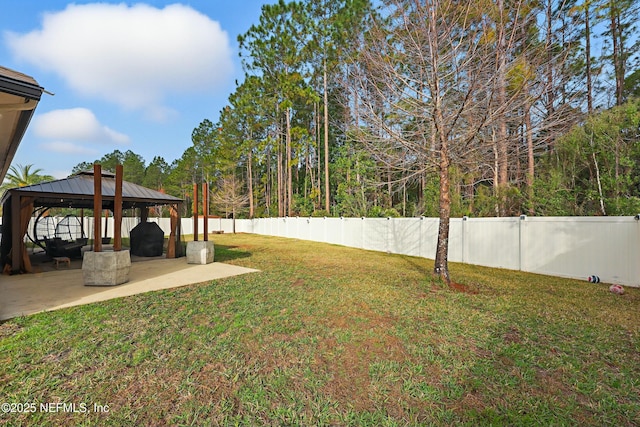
[307,294,443,417]
[449,282,479,294]
[454,391,489,416]
[315,333,408,412]
[107,363,243,423]
[503,326,521,344]
[0,322,22,338]
[321,300,398,331]
[41,349,71,364]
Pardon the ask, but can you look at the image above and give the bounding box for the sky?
[0,0,275,179]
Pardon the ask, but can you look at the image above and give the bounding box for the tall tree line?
[69,0,640,225]
[191,0,640,221]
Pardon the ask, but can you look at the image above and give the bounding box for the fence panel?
[463,217,520,270]
[342,217,364,249]
[447,218,463,263]
[418,218,439,259]
[389,218,422,256]
[324,218,343,245]
[363,218,389,252]
[521,217,640,286]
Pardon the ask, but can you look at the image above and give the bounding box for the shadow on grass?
[402,256,433,277]
[214,244,252,262]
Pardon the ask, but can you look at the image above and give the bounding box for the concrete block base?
[82,250,131,286]
[186,241,214,264]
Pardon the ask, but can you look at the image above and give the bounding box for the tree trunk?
[492,131,500,216]
[232,206,236,234]
[266,145,271,215]
[277,139,283,217]
[387,166,392,208]
[434,144,451,285]
[585,4,593,113]
[610,5,624,106]
[545,0,555,118]
[276,104,283,217]
[593,152,606,215]
[495,0,509,216]
[286,107,293,216]
[247,148,254,218]
[525,104,535,214]
[316,101,322,210]
[324,58,330,212]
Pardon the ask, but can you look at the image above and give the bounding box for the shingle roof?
[0,65,44,183]
[0,65,42,100]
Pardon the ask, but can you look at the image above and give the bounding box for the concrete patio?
[0,253,258,320]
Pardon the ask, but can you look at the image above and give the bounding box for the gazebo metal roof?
[1,169,182,210]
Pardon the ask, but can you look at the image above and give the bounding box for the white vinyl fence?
[233,216,640,287]
[21,215,640,287]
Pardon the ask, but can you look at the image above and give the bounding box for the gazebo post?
[113,164,123,251]
[186,182,213,265]
[80,208,85,238]
[93,164,102,253]
[167,204,178,259]
[193,182,198,242]
[175,205,182,257]
[10,193,21,273]
[203,182,209,242]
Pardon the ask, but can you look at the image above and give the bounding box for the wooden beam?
[93,164,102,252]
[80,208,85,238]
[203,182,209,241]
[11,194,21,272]
[113,164,123,251]
[193,182,198,241]
[176,204,183,257]
[167,204,178,258]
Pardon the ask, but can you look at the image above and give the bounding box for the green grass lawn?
[1,234,639,426]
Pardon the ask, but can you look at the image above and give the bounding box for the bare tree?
[347,0,576,283]
[211,175,250,234]
[349,0,507,284]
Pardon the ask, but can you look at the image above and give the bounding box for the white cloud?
[38,141,99,156]
[5,3,233,118]
[32,108,130,144]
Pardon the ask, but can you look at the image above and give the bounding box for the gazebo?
[1,169,183,274]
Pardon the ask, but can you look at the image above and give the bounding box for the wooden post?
[203,182,209,241]
[113,164,123,251]
[11,194,21,272]
[93,164,102,252]
[167,204,178,258]
[193,182,198,241]
[80,208,85,238]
